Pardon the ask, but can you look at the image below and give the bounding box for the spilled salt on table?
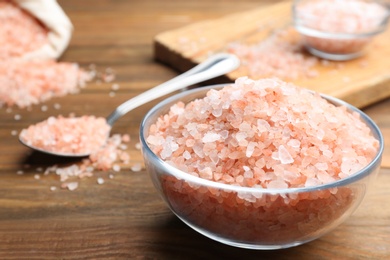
[146,77,379,243]
[0,60,92,108]
[227,27,319,80]
[97,177,105,185]
[20,114,134,173]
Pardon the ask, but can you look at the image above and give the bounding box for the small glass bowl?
[140,85,383,250]
[292,0,390,60]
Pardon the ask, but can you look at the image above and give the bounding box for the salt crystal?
[97,177,104,184]
[202,132,221,143]
[267,180,288,189]
[305,178,322,187]
[287,139,300,148]
[246,142,257,157]
[14,114,21,120]
[131,163,142,172]
[278,145,294,164]
[183,150,192,160]
[111,83,120,90]
[11,130,18,136]
[112,164,121,172]
[67,182,79,191]
[16,170,24,175]
[41,105,48,112]
[50,186,57,191]
[315,162,328,171]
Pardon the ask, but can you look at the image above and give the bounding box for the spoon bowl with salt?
[19,53,240,157]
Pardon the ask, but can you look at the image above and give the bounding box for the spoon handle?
[106,53,240,126]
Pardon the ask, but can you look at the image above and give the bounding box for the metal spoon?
[19,53,240,157]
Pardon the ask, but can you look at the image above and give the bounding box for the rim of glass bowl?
[140,84,384,195]
[292,1,390,40]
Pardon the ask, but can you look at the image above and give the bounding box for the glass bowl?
[292,0,390,60]
[139,84,383,250]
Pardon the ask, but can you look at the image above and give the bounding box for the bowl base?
[178,216,314,250]
[305,46,364,61]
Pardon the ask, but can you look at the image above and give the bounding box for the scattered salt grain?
[112,164,121,172]
[41,105,48,112]
[131,163,142,172]
[66,182,79,191]
[16,170,24,175]
[97,177,105,185]
[122,134,131,143]
[54,103,61,110]
[11,130,18,136]
[14,114,21,120]
[34,174,40,180]
[111,83,120,91]
[50,186,57,191]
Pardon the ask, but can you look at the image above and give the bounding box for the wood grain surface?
[0,0,389,259]
[154,1,390,109]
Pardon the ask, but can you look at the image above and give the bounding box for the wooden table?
[0,0,389,258]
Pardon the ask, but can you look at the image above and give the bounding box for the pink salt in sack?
[12,0,73,60]
[0,0,91,108]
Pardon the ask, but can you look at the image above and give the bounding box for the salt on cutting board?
[154,1,390,108]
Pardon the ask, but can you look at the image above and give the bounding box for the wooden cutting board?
[154,1,390,108]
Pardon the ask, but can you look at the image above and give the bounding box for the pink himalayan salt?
[20,115,111,156]
[147,76,379,244]
[295,0,389,55]
[0,1,92,109]
[0,60,92,108]
[0,0,48,60]
[162,174,354,244]
[297,0,389,34]
[147,77,379,189]
[43,133,132,189]
[227,28,318,80]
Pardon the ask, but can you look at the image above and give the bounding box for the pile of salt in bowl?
[148,77,378,188]
[295,0,389,55]
[146,77,379,243]
[0,0,91,108]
